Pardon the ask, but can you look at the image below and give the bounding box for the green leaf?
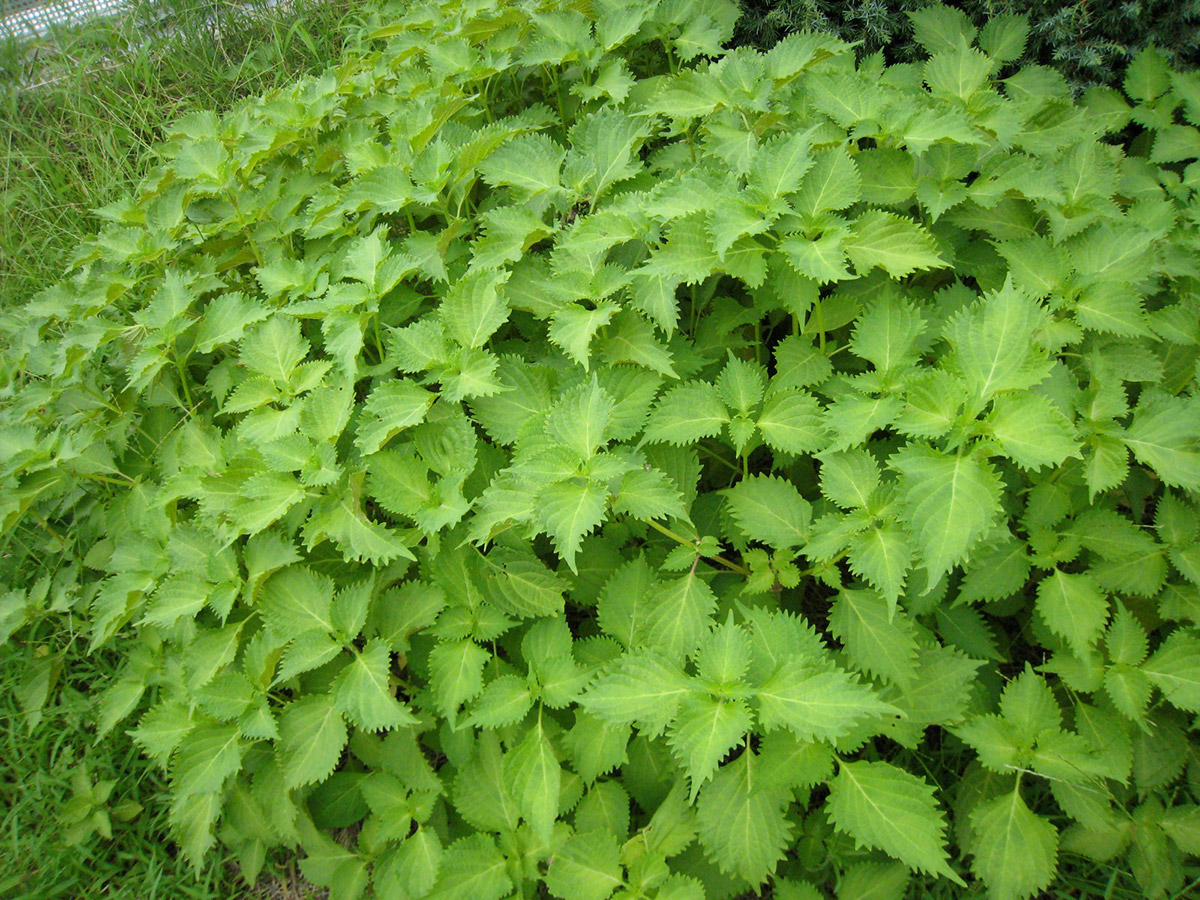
[333,640,419,731]
[581,653,692,737]
[849,296,925,373]
[828,760,960,882]
[756,391,825,455]
[428,835,512,900]
[644,572,718,663]
[986,394,1079,470]
[968,787,1058,900]
[611,468,688,522]
[943,278,1053,401]
[844,211,945,278]
[171,725,242,798]
[1141,632,1200,711]
[240,316,309,385]
[550,302,618,369]
[429,639,489,725]
[695,751,793,886]
[1123,392,1200,491]
[278,694,348,789]
[479,134,566,197]
[544,831,624,900]
[829,589,919,687]
[467,675,533,728]
[503,715,561,840]
[891,445,1002,583]
[260,566,335,636]
[792,146,860,219]
[1036,571,1109,656]
[441,270,511,349]
[908,4,977,54]
[643,383,729,446]
[847,524,913,609]
[545,379,614,461]
[355,381,436,455]
[538,478,610,572]
[668,694,753,797]
[723,474,812,549]
[755,661,897,742]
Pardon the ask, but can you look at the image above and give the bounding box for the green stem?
[641,518,752,577]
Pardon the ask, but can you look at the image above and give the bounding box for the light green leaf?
[581,653,692,737]
[943,278,1053,401]
[723,474,812,549]
[987,394,1079,470]
[668,695,753,797]
[695,751,793,886]
[538,478,609,572]
[1036,571,1109,656]
[333,640,418,731]
[890,444,1002,583]
[441,269,511,349]
[844,211,945,278]
[755,661,897,742]
[828,760,960,882]
[428,834,512,900]
[545,831,623,900]
[354,381,436,455]
[643,383,729,446]
[1142,631,1200,711]
[968,787,1058,900]
[278,694,348,788]
[171,725,242,798]
[1123,392,1200,491]
[756,390,825,455]
[829,589,919,687]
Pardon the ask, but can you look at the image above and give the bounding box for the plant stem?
[640,518,752,577]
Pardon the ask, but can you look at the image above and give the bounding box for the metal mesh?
[1,0,129,38]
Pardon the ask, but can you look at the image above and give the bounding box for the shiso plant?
[2,1,1200,898]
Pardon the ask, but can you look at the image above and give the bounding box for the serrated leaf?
[668,694,752,797]
[278,694,347,789]
[538,478,609,572]
[643,383,729,446]
[581,653,692,737]
[755,661,897,742]
[756,390,825,455]
[829,589,919,687]
[891,445,1002,583]
[828,760,960,882]
[844,211,945,278]
[1036,571,1109,656]
[723,474,811,549]
[968,787,1058,900]
[695,751,793,886]
[1141,631,1200,711]
[333,640,418,731]
[544,831,623,900]
[987,394,1079,470]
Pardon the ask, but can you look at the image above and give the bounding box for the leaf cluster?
[2,3,1200,900]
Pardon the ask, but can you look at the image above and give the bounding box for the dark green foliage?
[734,0,1200,90]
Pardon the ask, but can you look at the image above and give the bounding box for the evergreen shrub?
[2,1,1200,898]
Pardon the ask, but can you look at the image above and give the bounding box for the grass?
[0,2,357,895]
[0,0,358,311]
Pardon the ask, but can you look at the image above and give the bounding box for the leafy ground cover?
[2,1,1200,899]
